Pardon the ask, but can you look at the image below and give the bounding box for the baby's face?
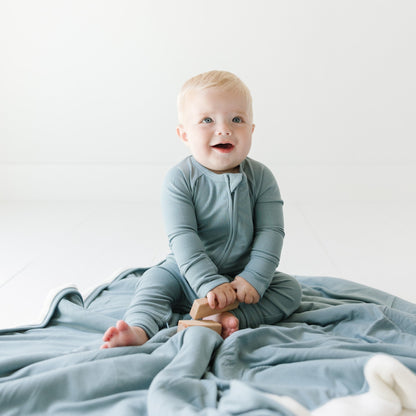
[177,87,254,174]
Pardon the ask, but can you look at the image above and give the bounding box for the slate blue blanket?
[1,268,416,415]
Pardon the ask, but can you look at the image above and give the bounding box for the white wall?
[1,0,415,203]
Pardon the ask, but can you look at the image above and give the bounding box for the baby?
[101,70,301,348]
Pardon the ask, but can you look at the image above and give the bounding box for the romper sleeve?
[237,165,285,297]
[162,167,229,297]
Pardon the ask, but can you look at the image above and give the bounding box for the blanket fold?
[148,326,223,415]
[1,272,416,415]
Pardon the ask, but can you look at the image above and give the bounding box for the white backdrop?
[1,0,415,203]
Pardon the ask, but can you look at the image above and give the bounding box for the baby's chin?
[193,152,246,174]
[206,164,241,174]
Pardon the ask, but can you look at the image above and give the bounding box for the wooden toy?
[177,319,222,335]
[190,297,239,320]
[177,297,240,334]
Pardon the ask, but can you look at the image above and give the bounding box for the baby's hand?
[231,276,260,304]
[207,283,237,310]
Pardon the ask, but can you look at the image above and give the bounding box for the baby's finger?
[216,292,227,309]
[207,292,218,309]
[235,289,245,303]
[226,287,237,304]
[250,288,260,304]
[244,294,252,304]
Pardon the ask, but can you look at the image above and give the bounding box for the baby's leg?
[234,271,302,329]
[203,312,239,339]
[101,261,189,348]
[123,263,187,337]
[101,320,148,349]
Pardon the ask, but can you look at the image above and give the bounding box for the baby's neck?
[210,165,240,174]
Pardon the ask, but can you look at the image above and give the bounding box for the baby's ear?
[176,125,188,143]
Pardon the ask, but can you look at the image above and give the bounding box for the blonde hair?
[177,70,253,123]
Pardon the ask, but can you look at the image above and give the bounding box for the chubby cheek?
[189,135,212,152]
[240,136,252,156]
[188,142,210,161]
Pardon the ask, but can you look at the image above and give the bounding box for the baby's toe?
[103,326,118,341]
[116,320,130,332]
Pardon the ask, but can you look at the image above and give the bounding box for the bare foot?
[100,320,149,349]
[204,312,239,339]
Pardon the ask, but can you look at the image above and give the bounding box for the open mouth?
[211,143,234,152]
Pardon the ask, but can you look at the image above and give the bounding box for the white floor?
[1,200,415,330]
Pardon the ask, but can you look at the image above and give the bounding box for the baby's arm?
[238,164,285,297]
[162,167,229,297]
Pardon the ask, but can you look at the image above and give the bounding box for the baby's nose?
[216,123,232,136]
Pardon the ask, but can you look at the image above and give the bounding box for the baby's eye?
[232,116,243,123]
[201,117,213,124]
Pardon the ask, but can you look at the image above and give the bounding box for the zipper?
[216,175,237,268]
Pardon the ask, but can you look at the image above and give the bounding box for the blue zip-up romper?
[124,156,302,337]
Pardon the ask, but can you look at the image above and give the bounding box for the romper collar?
[190,157,245,192]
